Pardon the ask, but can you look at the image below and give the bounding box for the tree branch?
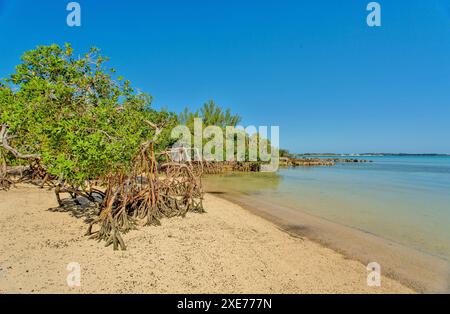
[144,119,166,143]
[0,125,41,160]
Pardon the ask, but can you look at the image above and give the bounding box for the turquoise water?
[204,156,450,260]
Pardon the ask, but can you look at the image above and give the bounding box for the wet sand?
[0,184,412,293]
[209,190,449,293]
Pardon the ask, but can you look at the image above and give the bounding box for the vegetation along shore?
[0,44,417,293]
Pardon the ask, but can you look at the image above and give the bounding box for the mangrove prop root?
[81,145,205,250]
[0,153,12,191]
[2,122,205,250]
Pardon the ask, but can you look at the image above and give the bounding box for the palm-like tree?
[179,100,241,129]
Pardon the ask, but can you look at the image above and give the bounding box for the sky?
[0,0,449,153]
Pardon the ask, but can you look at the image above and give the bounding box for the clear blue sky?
[1,0,449,153]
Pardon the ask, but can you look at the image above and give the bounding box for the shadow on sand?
[47,196,98,224]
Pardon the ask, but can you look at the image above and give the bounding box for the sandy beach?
[0,184,413,294]
[211,190,450,293]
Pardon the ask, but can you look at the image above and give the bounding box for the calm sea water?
[204,156,450,260]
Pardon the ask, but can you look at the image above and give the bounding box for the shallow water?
[204,156,450,261]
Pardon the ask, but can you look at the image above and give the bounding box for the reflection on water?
[204,172,283,195]
[204,156,450,260]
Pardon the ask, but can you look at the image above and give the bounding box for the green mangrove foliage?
[0,44,203,250]
[1,44,176,183]
[177,101,273,171]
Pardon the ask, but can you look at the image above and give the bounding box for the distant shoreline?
[296,153,450,157]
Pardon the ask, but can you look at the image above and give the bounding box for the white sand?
[0,184,413,293]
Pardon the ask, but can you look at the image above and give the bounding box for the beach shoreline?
[209,190,449,293]
[0,184,413,293]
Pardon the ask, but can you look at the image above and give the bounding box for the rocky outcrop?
[279,157,370,168]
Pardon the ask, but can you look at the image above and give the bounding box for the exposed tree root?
[1,124,205,250]
[78,145,204,250]
[193,160,261,174]
[0,150,12,191]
